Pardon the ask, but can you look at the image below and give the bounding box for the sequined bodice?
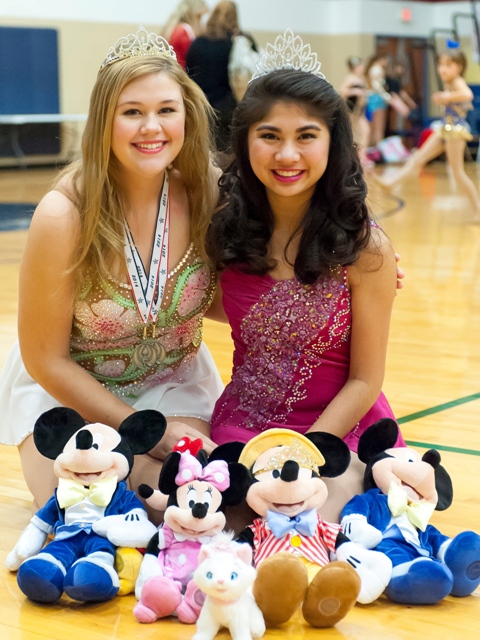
[444,101,472,121]
[212,267,351,431]
[70,243,216,398]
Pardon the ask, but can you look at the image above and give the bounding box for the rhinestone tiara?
[250,28,326,83]
[100,26,177,71]
[253,438,324,476]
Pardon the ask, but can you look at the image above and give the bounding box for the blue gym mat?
[0,202,35,231]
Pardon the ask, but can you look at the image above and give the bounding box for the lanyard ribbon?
[124,174,170,327]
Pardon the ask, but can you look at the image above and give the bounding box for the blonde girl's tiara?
[249,28,326,83]
[99,26,177,71]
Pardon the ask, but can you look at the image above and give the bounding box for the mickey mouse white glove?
[92,509,157,548]
[6,522,48,571]
[336,539,392,604]
[341,514,383,549]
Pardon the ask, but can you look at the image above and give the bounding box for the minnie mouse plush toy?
[341,418,480,604]
[6,407,166,604]
[133,438,250,624]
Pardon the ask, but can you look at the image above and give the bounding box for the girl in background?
[379,45,480,222]
[339,55,371,168]
[365,53,391,147]
[162,0,209,69]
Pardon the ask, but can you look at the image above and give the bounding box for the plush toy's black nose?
[192,503,208,519]
[280,460,299,482]
[76,430,93,450]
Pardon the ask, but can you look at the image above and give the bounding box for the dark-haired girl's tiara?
[249,28,326,83]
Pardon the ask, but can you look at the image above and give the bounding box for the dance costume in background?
[439,102,473,141]
[210,265,404,453]
[366,63,390,119]
[0,216,223,446]
[344,82,368,115]
[169,23,196,69]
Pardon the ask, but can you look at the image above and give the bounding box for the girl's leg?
[445,137,480,220]
[370,107,388,146]
[380,132,444,189]
[321,451,366,523]
[18,434,57,512]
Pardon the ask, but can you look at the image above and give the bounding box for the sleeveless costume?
[0,242,223,445]
[439,101,473,141]
[210,266,404,453]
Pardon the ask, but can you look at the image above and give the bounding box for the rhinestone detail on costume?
[70,243,215,398]
[220,270,350,430]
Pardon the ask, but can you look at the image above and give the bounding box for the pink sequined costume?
[210,266,404,453]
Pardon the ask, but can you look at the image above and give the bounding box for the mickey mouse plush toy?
[235,428,393,628]
[133,437,251,624]
[6,407,166,604]
[341,418,480,604]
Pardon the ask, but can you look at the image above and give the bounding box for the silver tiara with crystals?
[250,28,326,83]
[100,26,177,71]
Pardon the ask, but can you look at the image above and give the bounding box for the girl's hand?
[395,253,405,290]
[147,420,217,460]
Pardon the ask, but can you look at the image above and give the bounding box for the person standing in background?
[162,0,209,69]
[365,54,391,147]
[186,1,257,152]
[339,56,371,169]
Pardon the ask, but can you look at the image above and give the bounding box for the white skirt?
[0,340,225,446]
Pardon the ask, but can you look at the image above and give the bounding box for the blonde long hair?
[58,55,217,293]
[161,0,208,41]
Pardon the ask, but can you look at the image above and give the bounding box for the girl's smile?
[111,71,186,179]
[248,101,330,211]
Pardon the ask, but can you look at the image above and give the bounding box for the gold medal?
[132,325,166,368]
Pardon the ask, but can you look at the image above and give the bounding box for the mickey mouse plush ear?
[357,419,399,464]
[34,407,87,459]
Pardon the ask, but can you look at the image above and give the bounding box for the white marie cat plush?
[192,532,265,640]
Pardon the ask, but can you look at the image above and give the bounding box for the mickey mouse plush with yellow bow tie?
[341,418,480,604]
[6,407,166,604]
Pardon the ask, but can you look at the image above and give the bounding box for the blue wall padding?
[0,26,59,115]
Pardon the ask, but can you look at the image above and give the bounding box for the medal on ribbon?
[125,173,170,368]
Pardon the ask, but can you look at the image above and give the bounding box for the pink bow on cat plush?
[175,452,230,492]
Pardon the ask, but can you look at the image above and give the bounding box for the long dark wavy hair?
[206,68,372,284]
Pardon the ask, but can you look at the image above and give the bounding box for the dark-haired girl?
[206,64,405,518]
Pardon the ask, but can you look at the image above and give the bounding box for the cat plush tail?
[193,532,265,640]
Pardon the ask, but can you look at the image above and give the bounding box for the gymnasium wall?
[0,1,474,114]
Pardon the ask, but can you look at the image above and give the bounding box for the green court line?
[404,440,480,456]
[397,392,480,425]
[398,392,480,456]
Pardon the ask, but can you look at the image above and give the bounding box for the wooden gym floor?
[0,163,479,639]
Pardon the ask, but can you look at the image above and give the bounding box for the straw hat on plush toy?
[238,429,325,475]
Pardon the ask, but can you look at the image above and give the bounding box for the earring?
[167,163,174,170]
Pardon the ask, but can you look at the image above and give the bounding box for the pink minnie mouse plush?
[6,407,166,604]
[133,439,250,624]
[341,418,480,604]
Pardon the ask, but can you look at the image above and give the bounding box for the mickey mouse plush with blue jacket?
[341,418,480,604]
[6,407,166,604]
